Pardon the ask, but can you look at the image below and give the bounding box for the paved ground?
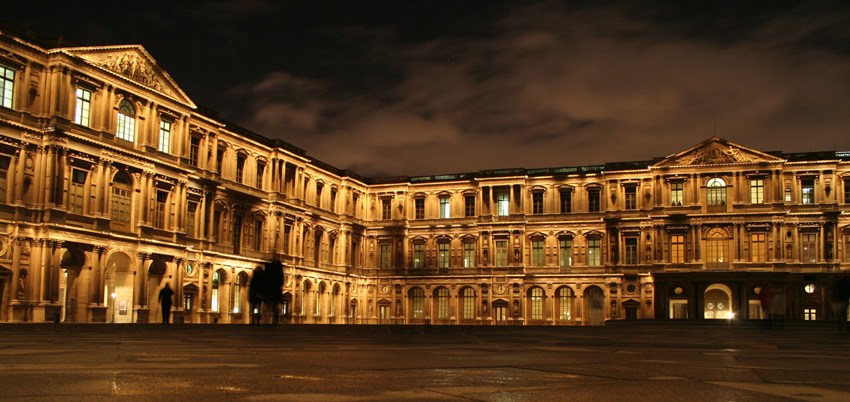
[0,321,848,401]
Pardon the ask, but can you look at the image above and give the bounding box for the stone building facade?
[0,28,848,325]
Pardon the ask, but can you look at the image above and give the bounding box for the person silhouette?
[158,283,174,324]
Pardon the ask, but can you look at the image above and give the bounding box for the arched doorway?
[492,299,509,325]
[60,247,86,323]
[705,284,733,319]
[584,286,605,325]
[104,252,134,323]
[182,283,199,323]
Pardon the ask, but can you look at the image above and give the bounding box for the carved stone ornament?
[81,52,173,96]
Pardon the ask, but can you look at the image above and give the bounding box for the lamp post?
[111,293,116,323]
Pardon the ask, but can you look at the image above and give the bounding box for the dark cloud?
[6,1,850,176]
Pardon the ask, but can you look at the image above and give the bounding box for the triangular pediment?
[653,137,785,167]
[57,46,195,108]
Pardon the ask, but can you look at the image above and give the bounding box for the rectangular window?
[670,235,684,264]
[414,198,425,219]
[382,199,392,219]
[116,112,135,142]
[625,237,638,264]
[844,179,850,204]
[0,155,9,202]
[588,189,601,212]
[330,189,337,213]
[463,242,475,267]
[380,243,392,268]
[804,308,817,321]
[68,169,87,214]
[750,179,764,204]
[189,137,200,167]
[532,192,543,214]
[671,182,683,206]
[439,196,450,219]
[154,190,168,229]
[497,193,509,216]
[256,162,265,189]
[801,179,815,204]
[802,233,817,262]
[74,88,91,127]
[232,215,242,252]
[0,65,14,108]
[186,201,197,238]
[465,195,475,217]
[283,224,292,254]
[413,243,425,268]
[532,240,544,266]
[216,149,223,173]
[751,233,766,262]
[158,120,171,154]
[588,239,601,266]
[625,187,637,210]
[495,240,508,267]
[236,155,245,183]
[437,289,449,319]
[560,190,572,213]
[438,243,449,268]
[559,239,572,267]
[252,219,263,251]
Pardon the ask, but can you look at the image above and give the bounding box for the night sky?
[7,1,850,177]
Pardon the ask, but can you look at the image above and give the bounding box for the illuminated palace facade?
[1,28,849,325]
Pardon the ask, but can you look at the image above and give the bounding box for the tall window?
[588,239,601,266]
[315,183,323,208]
[68,169,87,214]
[232,274,242,314]
[532,192,543,214]
[330,189,337,213]
[436,288,449,319]
[438,242,450,268]
[380,243,391,268]
[559,238,572,267]
[186,201,197,238]
[115,100,136,142]
[463,242,475,267]
[0,155,9,202]
[236,155,245,183]
[801,233,817,262]
[750,178,764,204]
[382,199,392,220]
[215,148,223,173]
[110,173,132,230]
[670,235,685,264]
[158,120,171,153]
[557,287,574,320]
[625,187,637,210]
[495,240,508,267]
[414,198,424,219]
[0,65,15,108]
[706,228,729,268]
[154,190,168,229]
[74,88,91,127]
[844,179,850,204]
[530,287,544,320]
[588,189,601,212]
[497,193,509,216]
[439,196,450,219]
[211,271,220,312]
[801,179,815,204]
[189,137,200,167]
[315,283,323,316]
[252,219,263,251]
[465,195,475,217]
[461,288,476,320]
[413,243,425,268]
[256,162,265,189]
[283,224,292,254]
[707,178,726,212]
[411,288,424,319]
[625,237,638,264]
[671,182,683,206]
[532,240,544,267]
[751,233,766,262]
[785,188,792,202]
[232,215,243,253]
[560,190,572,213]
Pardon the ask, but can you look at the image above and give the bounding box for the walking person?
[159,283,174,324]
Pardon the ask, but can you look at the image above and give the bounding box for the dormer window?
[116,100,136,142]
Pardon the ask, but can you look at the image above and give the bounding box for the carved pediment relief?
[653,138,784,168]
[60,46,195,108]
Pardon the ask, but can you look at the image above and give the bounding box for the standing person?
[158,283,174,324]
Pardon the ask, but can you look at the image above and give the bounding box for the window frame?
[74,87,92,127]
[439,195,450,219]
[115,99,136,143]
[158,119,172,154]
[0,64,15,109]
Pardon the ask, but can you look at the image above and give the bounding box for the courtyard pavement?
[0,321,848,401]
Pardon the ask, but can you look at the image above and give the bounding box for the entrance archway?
[104,252,134,323]
[705,284,733,319]
[584,286,605,325]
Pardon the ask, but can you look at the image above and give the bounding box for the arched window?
[461,287,476,320]
[116,100,136,142]
[410,287,425,319]
[110,172,132,231]
[530,287,544,320]
[301,280,310,315]
[435,287,449,319]
[211,271,221,313]
[316,282,325,316]
[557,287,575,321]
[706,228,730,268]
[232,272,246,314]
[707,178,726,212]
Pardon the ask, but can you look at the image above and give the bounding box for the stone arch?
[583,285,605,325]
[704,283,733,319]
